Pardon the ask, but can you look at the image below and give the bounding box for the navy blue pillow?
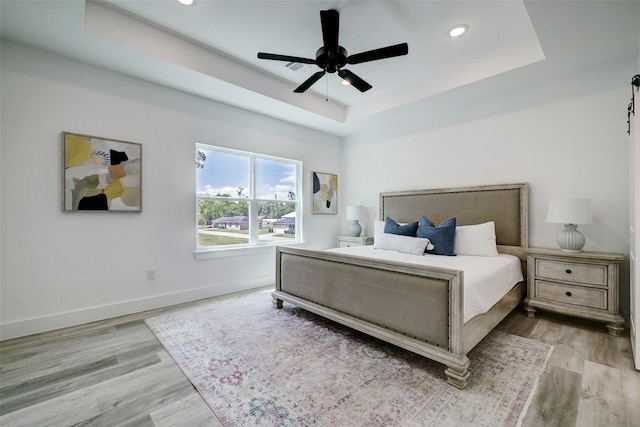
[384,217,419,236]
[417,216,456,256]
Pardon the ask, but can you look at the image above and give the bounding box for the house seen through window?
[196,144,301,249]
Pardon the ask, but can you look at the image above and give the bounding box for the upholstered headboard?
[380,183,529,260]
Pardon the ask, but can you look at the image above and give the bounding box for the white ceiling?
[1,0,639,136]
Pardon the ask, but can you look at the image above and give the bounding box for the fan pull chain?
[325,72,329,102]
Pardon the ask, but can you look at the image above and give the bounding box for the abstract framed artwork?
[312,171,338,214]
[62,132,142,212]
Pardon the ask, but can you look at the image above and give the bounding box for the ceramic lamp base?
[557,224,585,252]
[350,220,362,237]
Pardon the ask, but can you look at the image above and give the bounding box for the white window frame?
[194,144,303,258]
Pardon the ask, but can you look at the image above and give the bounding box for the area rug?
[145,291,552,427]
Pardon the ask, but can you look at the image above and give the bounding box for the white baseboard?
[0,276,274,340]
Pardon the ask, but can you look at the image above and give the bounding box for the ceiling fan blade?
[320,9,339,53]
[257,52,316,64]
[294,70,326,93]
[338,69,372,92]
[346,43,408,65]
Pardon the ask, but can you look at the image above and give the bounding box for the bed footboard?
[274,246,470,388]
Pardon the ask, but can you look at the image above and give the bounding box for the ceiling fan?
[257,9,408,93]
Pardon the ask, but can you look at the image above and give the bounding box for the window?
[196,144,302,250]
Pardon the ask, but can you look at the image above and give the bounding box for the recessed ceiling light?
[177,0,194,5]
[449,24,468,38]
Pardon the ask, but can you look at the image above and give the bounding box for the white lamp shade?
[546,198,593,224]
[346,205,364,220]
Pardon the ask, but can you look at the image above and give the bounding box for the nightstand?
[524,248,625,336]
[336,235,374,248]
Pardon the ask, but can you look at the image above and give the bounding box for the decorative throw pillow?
[374,231,434,255]
[384,217,419,236]
[454,221,499,256]
[417,216,457,256]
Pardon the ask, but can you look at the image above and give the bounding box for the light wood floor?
[1,287,639,427]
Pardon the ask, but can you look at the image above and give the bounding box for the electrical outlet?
[146,270,156,280]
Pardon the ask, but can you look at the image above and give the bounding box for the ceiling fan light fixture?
[177,0,194,5]
[449,24,468,38]
[342,78,351,86]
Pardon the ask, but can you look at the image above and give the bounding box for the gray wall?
[0,41,342,339]
[342,58,636,324]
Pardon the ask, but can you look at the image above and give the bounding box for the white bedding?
[326,246,524,323]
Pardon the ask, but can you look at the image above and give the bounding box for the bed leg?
[445,361,470,389]
[272,297,283,309]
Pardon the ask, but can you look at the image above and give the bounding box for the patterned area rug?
[146,291,552,427]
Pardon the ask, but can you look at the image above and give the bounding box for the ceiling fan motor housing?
[315,46,348,73]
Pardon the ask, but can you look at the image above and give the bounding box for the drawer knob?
[565,291,572,297]
[565,269,572,274]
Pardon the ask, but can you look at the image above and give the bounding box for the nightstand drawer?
[336,235,373,248]
[339,241,360,248]
[536,259,607,286]
[535,280,607,309]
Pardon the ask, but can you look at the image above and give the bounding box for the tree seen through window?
[195,145,301,248]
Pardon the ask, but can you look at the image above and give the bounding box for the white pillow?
[374,220,434,255]
[454,221,499,256]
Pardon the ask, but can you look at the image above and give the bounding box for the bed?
[273,183,529,389]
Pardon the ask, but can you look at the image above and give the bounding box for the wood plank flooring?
[496,309,640,427]
[1,287,639,426]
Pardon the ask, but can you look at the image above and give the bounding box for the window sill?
[193,241,304,260]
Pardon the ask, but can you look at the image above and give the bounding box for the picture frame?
[312,171,338,214]
[62,131,142,212]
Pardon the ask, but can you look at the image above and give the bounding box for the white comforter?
[326,246,524,323]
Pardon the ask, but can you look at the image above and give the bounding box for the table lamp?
[546,198,593,252]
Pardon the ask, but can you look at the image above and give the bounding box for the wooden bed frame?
[273,183,529,388]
